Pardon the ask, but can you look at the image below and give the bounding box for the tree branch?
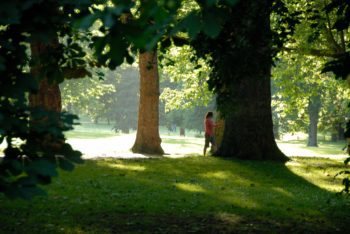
[276,46,345,58]
[324,0,343,53]
[340,30,346,51]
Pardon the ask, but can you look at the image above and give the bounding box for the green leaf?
[184,12,201,39]
[225,0,239,6]
[18,187,47,200]
[206,0,217,6]
[58,157,75,171]
[202,11,222,38]
[26,160,58,177]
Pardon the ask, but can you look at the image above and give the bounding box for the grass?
[1,157,350,233]
[62,123,348,158]
[64,123,118,139]
[1,123,347,158]
[1,123,350,233]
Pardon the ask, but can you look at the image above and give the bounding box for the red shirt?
[205,119,219,136]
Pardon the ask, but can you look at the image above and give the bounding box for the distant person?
[203,111,221,156]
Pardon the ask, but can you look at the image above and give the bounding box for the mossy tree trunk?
[132,51,164,155]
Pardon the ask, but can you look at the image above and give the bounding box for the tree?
[60,72,115,122]
[272,52,349,146]
[159,44,215,136]
[159,45,214,111]
[192,0,288,161]
[0,0,92,199]
[29,40,62,113]
[132,51,164,154]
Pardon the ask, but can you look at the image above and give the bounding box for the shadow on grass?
[0,157,349,233]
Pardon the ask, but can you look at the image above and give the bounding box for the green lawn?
[1,123,347,158]
[1,123,350,233]
[1,157,350,233]
[62,123,348,158]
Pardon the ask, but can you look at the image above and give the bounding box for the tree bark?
[132,51,164,155]
[307,95,321,147]
[338,124,345,141]
[180,127,185,137]
[216,74,287,161]
[28,40,64,151]
[28,78,61,112]
[214,112,225,149]
[29,40,61,112]
[212,1,288,162]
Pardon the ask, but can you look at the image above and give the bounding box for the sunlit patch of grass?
[277,139,347,158]
[175,183,206,193]
[64,123,118,139]
[286,157,347,192]
[1,157,350,233]
[105,162,146,171]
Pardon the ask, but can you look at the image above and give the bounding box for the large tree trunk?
[132,51,164,155]
[29,40,61,112]
[28,40,63,150]
[214,112,225,149]
[338,123,345,141]
[213,1,288,162]
[216,74,287,161]
[28,78,61,112]
[307,95,321,147]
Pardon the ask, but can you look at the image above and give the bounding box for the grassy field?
[1,123,350,233]
[1,157,350,233]
[62,122,348,158]
[1,122,347,158]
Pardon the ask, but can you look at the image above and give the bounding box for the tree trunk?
[122,128,130,134]
[216,75,287,161]
[132,51,164,155]
[28,40,64,150]
[331,133,338,142]
[213,1,288,162]
[28,78,61,112]
[214,112,225,149]
[180,127,185,137]
[338,124,345,141]
[307,95,321,147]
[273,124,280,140]
[66,102,72,113]
[29,40,61,113]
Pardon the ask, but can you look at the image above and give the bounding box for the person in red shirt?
[204,111,221,156]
